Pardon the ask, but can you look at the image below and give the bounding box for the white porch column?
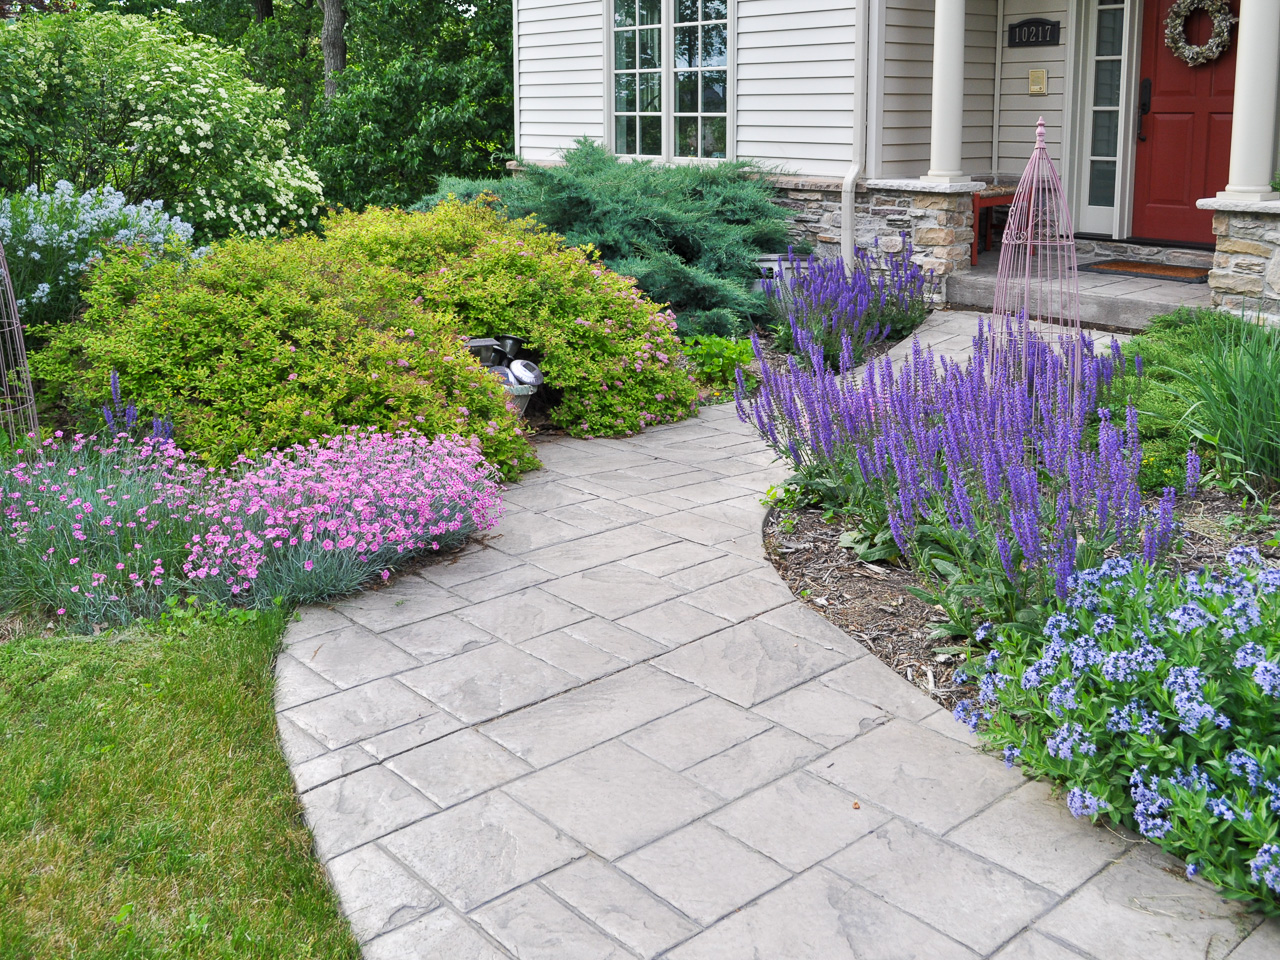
[922,0,968,183]
[1219,0,1280,201]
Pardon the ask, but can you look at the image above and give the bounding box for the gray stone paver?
[708,771,891,871]
[621,696,772,771]
[828,818,1059,954]
[300,765,438,861]
[654,619,847,707]
[397,643,578,724]
[326,843,441,943]
[276,370,1278,958]
[386,730,532,808]
[505,741,720,860]
[684,725,825,800]
[811,719,1025,833]
[379,790,584,912]
[946,780,1132,895]
[540,857,699,959]
[472,884,633,960]
[616,821,791,926]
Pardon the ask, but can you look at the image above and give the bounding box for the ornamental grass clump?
[766,240,933,367]
[958,550,1280,910]
[0,429,502,629]
[738,317,1180,620]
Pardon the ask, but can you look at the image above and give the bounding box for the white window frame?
[605,0,737,164]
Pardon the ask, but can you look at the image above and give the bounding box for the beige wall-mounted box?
[1029,69,1048,96]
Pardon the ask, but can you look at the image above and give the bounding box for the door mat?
[1080,259,1209,283]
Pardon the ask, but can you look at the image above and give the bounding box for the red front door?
[1131,0,1235,244]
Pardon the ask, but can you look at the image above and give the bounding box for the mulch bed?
[763,507,969,710]
[762,493,1278,714]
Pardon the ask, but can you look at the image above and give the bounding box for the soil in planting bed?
[763,493,1279,715]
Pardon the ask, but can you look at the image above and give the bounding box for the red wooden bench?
[971,184,1020,265]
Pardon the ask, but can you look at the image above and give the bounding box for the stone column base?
[1197,198,1280,322]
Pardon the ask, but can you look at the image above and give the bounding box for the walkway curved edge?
[275,397,1278,960]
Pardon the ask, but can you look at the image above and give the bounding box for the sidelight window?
[1086,0,1126,210]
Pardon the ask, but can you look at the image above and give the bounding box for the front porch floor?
[948,251,1215,332]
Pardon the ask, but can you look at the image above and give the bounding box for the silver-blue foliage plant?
[0,181,199,326]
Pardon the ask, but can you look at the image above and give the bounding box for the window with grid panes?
[674,0,728,158]
[1087,0,1125,208]
[613,0,664,156]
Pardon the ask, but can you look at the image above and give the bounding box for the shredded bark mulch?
[762,507,971,710]
[763,493,1278,713]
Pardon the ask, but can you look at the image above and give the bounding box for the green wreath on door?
[1164,0,1237,67]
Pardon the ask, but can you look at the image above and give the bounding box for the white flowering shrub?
[0,10,323,241]
[0,181,196,326]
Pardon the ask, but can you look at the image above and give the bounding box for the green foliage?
[322,201,700,437]
[415,140,794,332]
[970,556,1280,910]
[30,236,537,473]
[681,336,756,389]
[1115,309,1280,493]
[0,182,196,329]
[0,10,322,241]
[0,605,361,957]
[303,0,513,209]
[1169,318,1280,493]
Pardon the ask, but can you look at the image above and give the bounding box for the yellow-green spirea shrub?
[31,239,538,476]
[323,201,700,437]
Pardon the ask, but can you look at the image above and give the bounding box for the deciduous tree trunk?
[320,0,346,98]
[252,0,274,23]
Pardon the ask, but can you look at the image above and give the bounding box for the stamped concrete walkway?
[277,318,1278,960]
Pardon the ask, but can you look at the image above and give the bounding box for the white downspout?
[842,0,873,268]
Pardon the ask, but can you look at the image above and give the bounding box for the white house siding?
[514,0,606,163]
[735,0,858,179]
[997,0,1069,175]
[878,0,998,179]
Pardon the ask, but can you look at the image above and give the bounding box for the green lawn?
[0,603,359,959]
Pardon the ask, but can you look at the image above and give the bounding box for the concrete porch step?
[945,263,1215,333]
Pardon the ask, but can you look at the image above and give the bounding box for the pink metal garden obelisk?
[0,240,39,445]
[990,118,1082,365]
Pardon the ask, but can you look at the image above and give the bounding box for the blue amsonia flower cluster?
[959,550,1280,904]
[0,181,199,322]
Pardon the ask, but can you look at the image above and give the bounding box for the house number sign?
[1007,18,1061,47]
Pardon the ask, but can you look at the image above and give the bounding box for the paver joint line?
[276,316,1277,959]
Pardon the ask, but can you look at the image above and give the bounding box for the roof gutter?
[842,0,873,267]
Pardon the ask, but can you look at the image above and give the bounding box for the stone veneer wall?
[767,176,984,301]
[1203,205,1280,321]
[853,181,980,284]
[769,176,844,261]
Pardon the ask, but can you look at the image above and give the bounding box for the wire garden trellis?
[0,240,39,445]
[990,117,1083,376]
